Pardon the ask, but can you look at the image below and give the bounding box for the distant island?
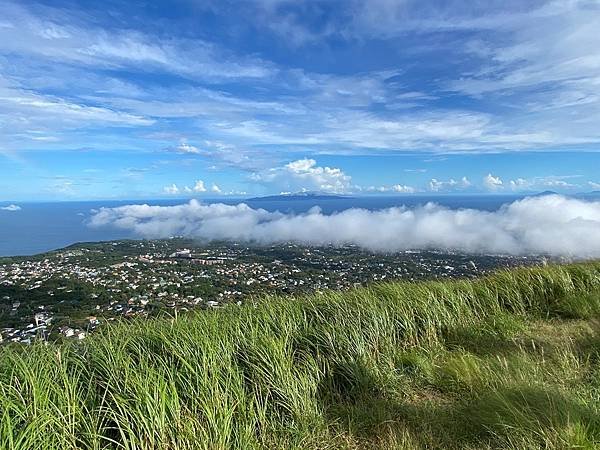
[530,190,559,197]
[246,191,353,201]
[578,190,600,198]
[247,190,597,202]
[524,190,600,199]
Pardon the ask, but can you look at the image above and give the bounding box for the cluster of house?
[0,302,96,344]
[1,240,543,345]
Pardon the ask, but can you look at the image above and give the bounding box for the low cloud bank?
[0,204,21,211]
[89,195,600,257]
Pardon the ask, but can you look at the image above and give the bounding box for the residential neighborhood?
[0,239,549,344]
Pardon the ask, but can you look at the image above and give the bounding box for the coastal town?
[0,239,550,344]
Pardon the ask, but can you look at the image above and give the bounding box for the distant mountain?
[578,190,600,198]
[530,190,560,197]
[246,191,352,201]
[530,190,600,199]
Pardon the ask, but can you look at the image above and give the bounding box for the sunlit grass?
[1,262,600,448]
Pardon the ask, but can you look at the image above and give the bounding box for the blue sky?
[1,0,600,200]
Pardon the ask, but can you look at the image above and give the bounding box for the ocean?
[0,195,526,257]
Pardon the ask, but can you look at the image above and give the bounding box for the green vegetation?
[1,262,600,449]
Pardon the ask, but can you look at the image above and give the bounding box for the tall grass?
[1,262,600,449]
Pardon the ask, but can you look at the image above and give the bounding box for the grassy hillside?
[1,263,600,449]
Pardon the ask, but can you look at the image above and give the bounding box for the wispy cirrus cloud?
[0,1,274,82]
[3,0,600,157]
[2,0,600,201]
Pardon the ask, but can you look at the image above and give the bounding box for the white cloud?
[174,141,201,154]
[509,178,531,191]
[0,2,274,82]
[429,176,471,192]
[366,184,416,194]
[286,159,315,172]
[542,180,575,189]
[483,173,503,191]
[89,195,600,257]
[251,158,352,193]
[47,178,76,195]
[170,180,222,195]
[589,181,600,190]
[0,204,21,211]
[163,184,179,195]
[193,180,206,192]
[0,78,153,127]
[231,1,600,153]
[391,184,416,193]
[509,176,579,192]
[3,0,600,157]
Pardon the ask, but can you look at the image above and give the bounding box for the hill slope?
[2,263,600,449]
